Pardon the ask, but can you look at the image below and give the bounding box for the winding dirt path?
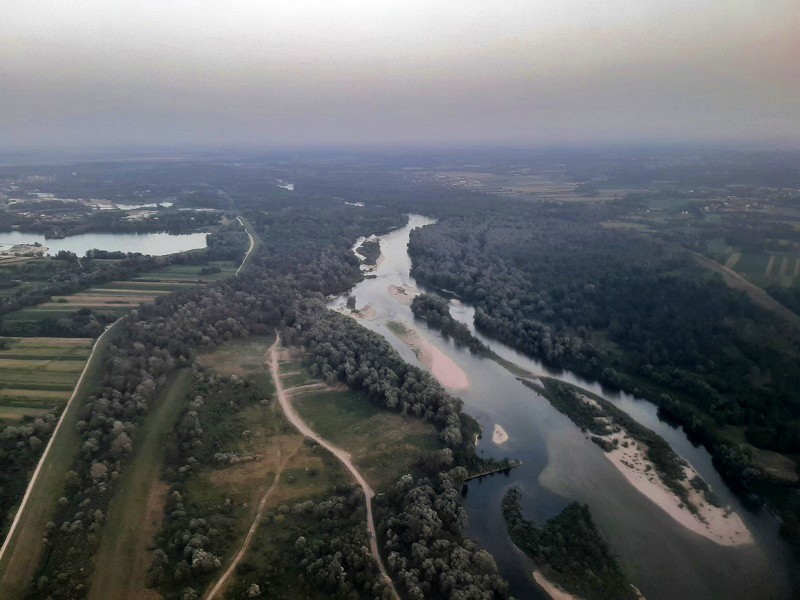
[204,447,288,600]
[235,216,256,276]
[267,337,400,600]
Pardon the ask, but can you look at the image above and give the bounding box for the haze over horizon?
[2,1,798,151]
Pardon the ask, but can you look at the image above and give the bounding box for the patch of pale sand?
[532,571,580,600]
[577,394,602,410]
[416,335,469,390]
[388,283,420,306]
[602,435,753,546]
[492,424,509,445]
[333,304,377,321]
[391,325,469,390]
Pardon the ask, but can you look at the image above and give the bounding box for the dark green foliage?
[407,214,800,543]
[0,411,58,540]
[356,238,381,264]
[502,487,638,600]
[229,485,393,600]
[411,293,490,355]
[379,469,509,600]
[285,300,478,462]
[148,368,269,598]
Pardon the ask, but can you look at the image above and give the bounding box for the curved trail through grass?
[267,336,400,600]
[235,216,256,276]
[204,447,289,600]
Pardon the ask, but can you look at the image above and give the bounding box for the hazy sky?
[1,1,798,149]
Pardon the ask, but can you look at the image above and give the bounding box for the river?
[332,214,797,600]
[0,231,207,257]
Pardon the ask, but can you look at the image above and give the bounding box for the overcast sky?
[1,1,798,150]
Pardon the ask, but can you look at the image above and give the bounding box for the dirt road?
[204,448,287,600]
[235,216,256,276]
[267,337,400,600]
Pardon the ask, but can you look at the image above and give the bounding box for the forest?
[407,213,800,545]
[22,182,513,600]
[410,293,490,355]
[4,154,799,598]
[502,486,637,600]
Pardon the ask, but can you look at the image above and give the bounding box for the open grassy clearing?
[88,369,192,600]
[198,334,276,379]
[0,321,124,599]
[282,355,443,491]
[132,262,237,283]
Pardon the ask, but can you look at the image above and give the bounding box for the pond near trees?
[0,231,207,256]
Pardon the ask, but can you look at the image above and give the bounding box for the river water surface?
[333,215,796,600]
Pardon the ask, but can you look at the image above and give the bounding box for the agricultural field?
[724,252,800,289]
[1,261,238,326]
[430,170,636,202]
[0,337,92,421]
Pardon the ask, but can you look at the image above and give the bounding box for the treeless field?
[10,337,93,347]
[284,356,443,491]
[0,388,71,400]
[0,405,52,420]
[88,369,192,600]
[765,255,776,275]
[724,252,741,269]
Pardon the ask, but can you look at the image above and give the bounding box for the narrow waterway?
[332,214,796,600]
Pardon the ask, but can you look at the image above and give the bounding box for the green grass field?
[88,369,192,600]
[0,337,93,421]
[1,261,238,327]
[284,355,443,491]
[727,252,800,289]
[0,322,123,599]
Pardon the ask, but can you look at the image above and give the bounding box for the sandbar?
[492,424,509,445]
[333,304,377,321]
[387,321,469,390]
[600,432,752,546]
[388,283,420,306]
[533,571,579,600]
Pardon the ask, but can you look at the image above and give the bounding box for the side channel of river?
[331,214,796,600]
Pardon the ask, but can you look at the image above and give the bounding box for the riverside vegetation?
[20,183,515,600]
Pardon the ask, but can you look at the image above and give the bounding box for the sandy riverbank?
[387,321,469,390]
[601,431,752,546]
[533,571,580,600]
[388,283,419,306]
[575,395,752,546]
[492,424,509,445]
[359,254,385,272]
[333,304,377,321]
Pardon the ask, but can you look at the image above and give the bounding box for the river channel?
[332,214,796,600]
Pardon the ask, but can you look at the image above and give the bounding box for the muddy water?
[333,215,796,600]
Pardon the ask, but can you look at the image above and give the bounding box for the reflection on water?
[333,215,796,600]
[0,230,207,257]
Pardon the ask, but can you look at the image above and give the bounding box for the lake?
[0,231,207,257]
[332,214,797,600]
